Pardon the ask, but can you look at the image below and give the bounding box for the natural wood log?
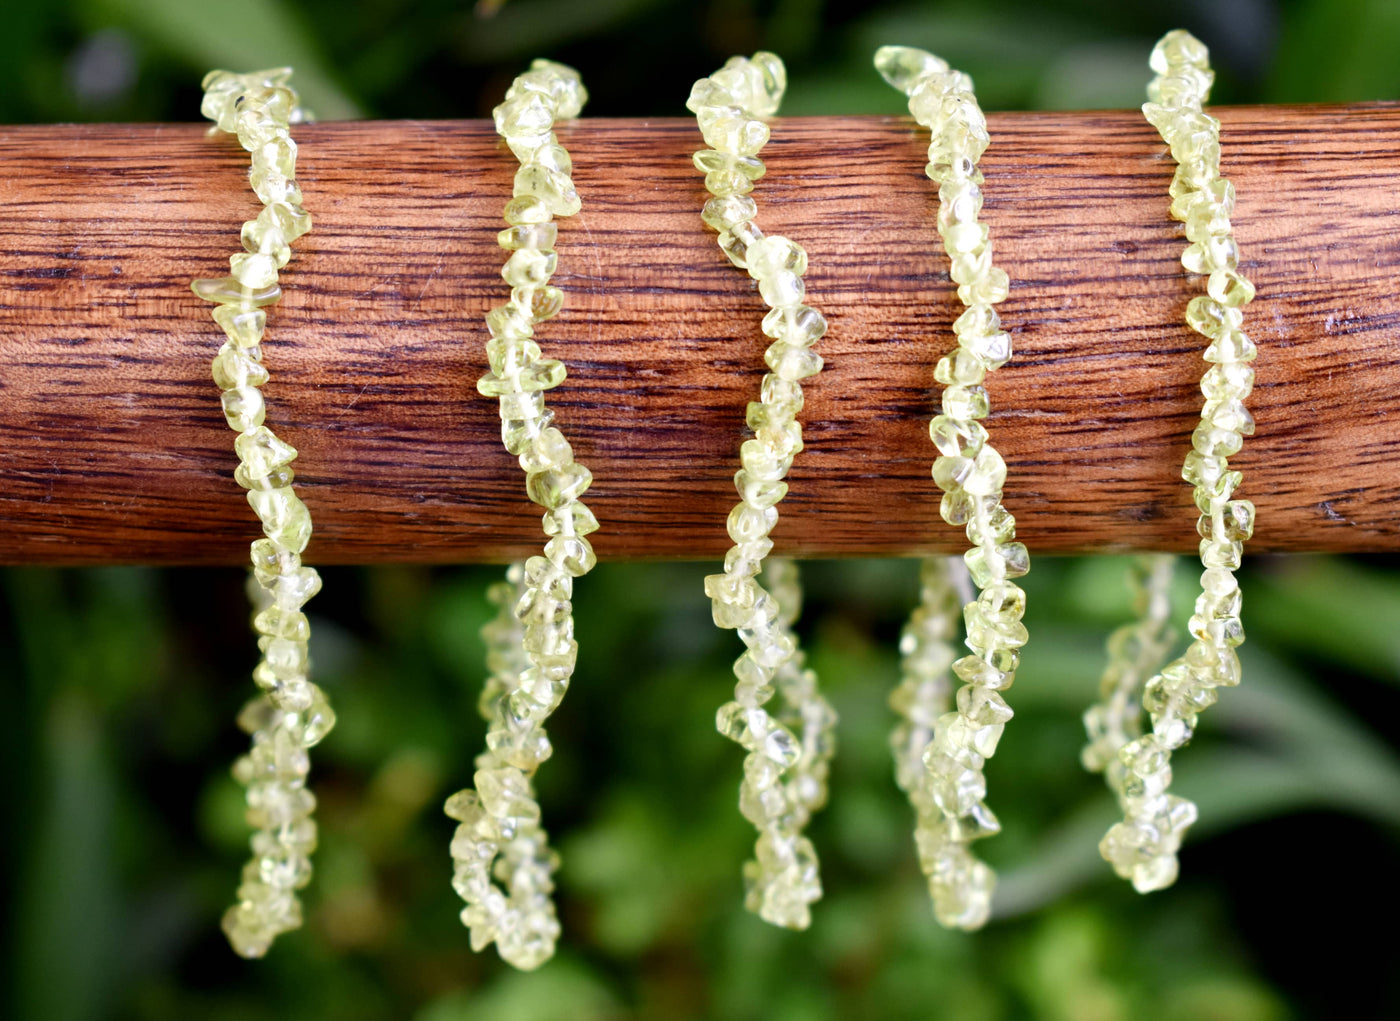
[1,106,1398,566]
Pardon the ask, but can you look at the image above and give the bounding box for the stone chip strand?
[688,51,839,931]
[443,59,599,971]
[1098,29,1258,894]
[192,68,335,959]
[890,557,979,897]
[1081,556,1177,819]
[876,45,1029,931]
[445,565,564,970]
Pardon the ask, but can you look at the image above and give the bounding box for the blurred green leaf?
[1162,977,1290,1021]
[794,4,1083,116]
[1014,908,1126,1021]
[418,958,622,1021]
[15,693,120,1021]
[1248,557,1400,684]
[1268,0,1400,102]
[458,0,661,62]
[561,794,680,954]
[82,0,359,118]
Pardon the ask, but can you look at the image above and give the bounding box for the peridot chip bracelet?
[443,59,598,972]
[689,51,839,932]
[876,45,1028,932]
[1094,29,1258,893]
[192,67,335,959]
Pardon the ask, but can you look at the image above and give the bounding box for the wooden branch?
[2,106,1399,566]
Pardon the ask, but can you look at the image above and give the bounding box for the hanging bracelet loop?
[443,58,598,972]
[689,50,840,932]
[1098,29,1259,893]
[193,66,334,960]
[876,44,1028,931]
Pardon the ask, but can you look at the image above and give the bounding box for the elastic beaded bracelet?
[191,68,334,959]
[889,556,973,851]
[1081,555,1176,803]
[688,51,838,932]
[876,45,1028,931]
[443,59,597,972]
[1098,29,1257,893]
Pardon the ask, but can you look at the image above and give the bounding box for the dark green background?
[3,2,1399,1019]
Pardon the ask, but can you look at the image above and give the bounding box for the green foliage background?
[3,2,1399,1019]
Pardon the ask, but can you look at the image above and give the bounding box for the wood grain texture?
[2,106,1398,566]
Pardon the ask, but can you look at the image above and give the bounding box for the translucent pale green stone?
[942,384,990,420]
[212,306,267,348]
[518,428,573,475]
[192,276,282,307]
[236,462,295,492]
[929,416,986,459]
[494,93,552,137]
[694,149,766,180]
[498,223,558,251]
[700,112,771,156]
[525,461,592,510]
[497,390,546,421]
[874,45,950,95]
[761,304,826,346]
[764,344,822,381]
[958,329,1011,369]
[230,251,279,289]
[542,502,599,537]
[250,172,302,208]
[221,386,266,431]
[705,169,754,196]
[702,195,758,232]
[1151,29,1211,74]
[514,165,580,217]
[247,488,312,553]
[502,248,558,287]
[959,267,1010,306]
[757,270,804,308]
[486,304,535,341]
[517,285,564,322]
[242,218,292,270]
[1207,268,1256,307]
[235,426,298,479]
[532,144,573,177]
[746,236,806,280]
[212,345,270,390]
[503,195,552,225]
[935,350,987,386]
[486,337,544,377]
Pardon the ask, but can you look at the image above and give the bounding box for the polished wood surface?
[2,106,1397,565]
